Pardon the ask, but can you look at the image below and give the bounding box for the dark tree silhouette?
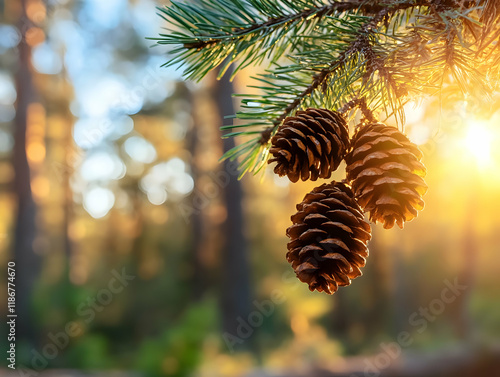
[12,0,41,346]
[214,70,253,346]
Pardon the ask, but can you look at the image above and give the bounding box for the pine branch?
[154,0,432,80]
[181,0,425,51]
[219,8,403,176]
[254,0,491,142]
[339,97,377,122]
[156,0,500,177]
[255,5,403,145]
[219,1,494,176]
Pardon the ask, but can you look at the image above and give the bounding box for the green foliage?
[32,273,94,329]
[64,334,111,370]
[154,0,337,81]
[156,0,500,177]
[134,299,218,377]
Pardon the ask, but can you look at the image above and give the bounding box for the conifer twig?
[339,97,377,123]
[156,0,500,177]
[258,5,390,145]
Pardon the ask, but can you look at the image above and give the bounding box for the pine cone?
[346,123,428,229]
[286,181,371,294]
[269,108,349,182]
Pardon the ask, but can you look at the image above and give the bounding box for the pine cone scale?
[286,182,371,294]
[269,108,349,182]
[346,123,427,229]
[298,228,328,242]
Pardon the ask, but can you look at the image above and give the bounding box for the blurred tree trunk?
[330,289,349,337]
[331,229,391,347]
[186,115,209,300]
[130,184,145,270]
[179,82,210,300]
[391,231,411,336]
[58,68,75,286]
[13,0,41,346]
[212,71,253,345]
[369,233,391,336]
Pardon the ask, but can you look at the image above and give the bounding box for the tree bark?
[12,0,41,346]
[181,83,210,300]
[213,72,253,346]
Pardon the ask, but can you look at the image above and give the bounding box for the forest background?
[0,0,499,376]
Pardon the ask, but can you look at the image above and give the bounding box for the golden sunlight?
[464,120,492,167]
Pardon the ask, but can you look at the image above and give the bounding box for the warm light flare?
[26,142,46,164]
[465,121,492,167]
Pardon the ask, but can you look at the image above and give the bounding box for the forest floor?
[2,344,499,377]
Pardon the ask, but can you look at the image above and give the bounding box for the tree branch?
[258,4,395,144]
[339,97,377,123]
[185,0,432,51]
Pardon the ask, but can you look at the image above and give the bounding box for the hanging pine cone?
[345,122,428,229]
[268,108,349,183]
[286,181,371,294]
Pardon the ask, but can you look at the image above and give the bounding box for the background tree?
[1,1,499,376]
[13,0,41,348]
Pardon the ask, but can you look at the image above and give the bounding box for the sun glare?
[465,121,492,167]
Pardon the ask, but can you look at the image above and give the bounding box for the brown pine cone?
[346,122,428,229]
[268,108,349,182]
[286,181,371,294]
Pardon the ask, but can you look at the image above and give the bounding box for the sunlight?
[83,187,115,219]
[465,121,492,167]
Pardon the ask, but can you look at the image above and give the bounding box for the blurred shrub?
[134,298,217,376]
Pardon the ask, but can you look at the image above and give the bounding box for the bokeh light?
[83,186,115,218]
[465,120,492,167]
